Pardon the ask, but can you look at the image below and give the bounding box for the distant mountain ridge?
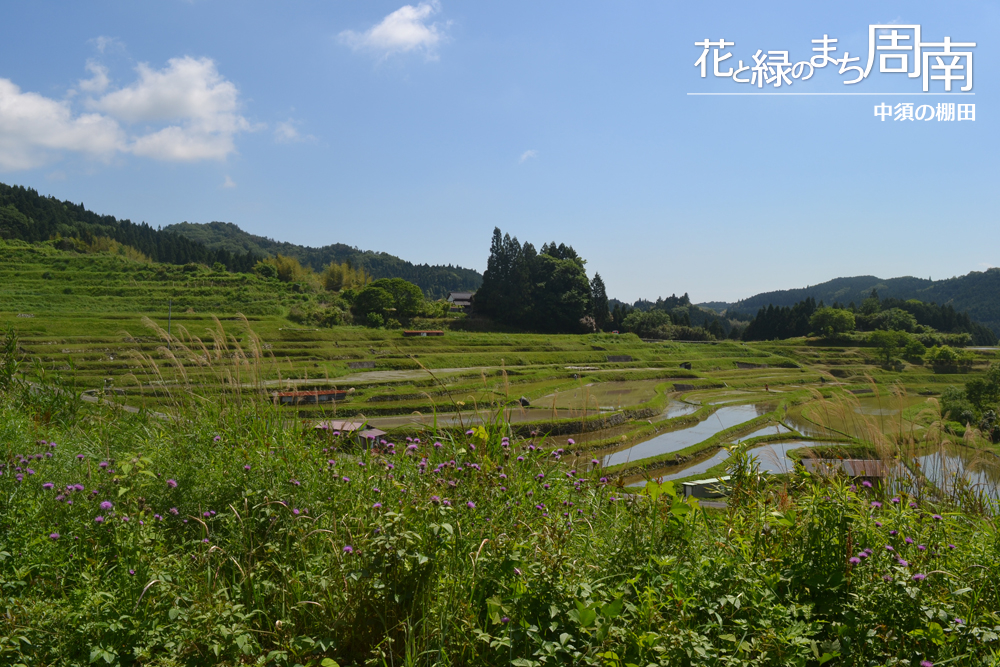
[703,272,1000,335]
[165,221,481,300]
[0,182,258,272]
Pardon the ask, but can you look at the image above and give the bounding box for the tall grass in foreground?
[1,329,1000,665]
[795,382,1000,511]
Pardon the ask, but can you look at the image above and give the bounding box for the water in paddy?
[736,424,791,442]
[780,413,840,438]
[625,439,848,487]
[598,404,768,468]
[651,400,699,422]
[913,445,1000,499]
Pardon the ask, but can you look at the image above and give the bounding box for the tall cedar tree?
[591,273,611,331]
[474,228,592,333]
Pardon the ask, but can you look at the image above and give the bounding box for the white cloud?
[78,61,110,95]
[222,175,236,188]
[274,119,315,144]
[339,1,447,58]
[0,78,124,170]
[90,56,252,161]
[0,56,254,170]
[519,149,538,163]
[90,36,124,55]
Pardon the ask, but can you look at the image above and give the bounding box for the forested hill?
[0,182,258,272]
[717,272,1000,335]
[165,221,482,300]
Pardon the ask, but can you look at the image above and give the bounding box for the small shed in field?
[447,291,474,311]
[315,420,367,432]
[801,458,892,483]
[682,476,731,499]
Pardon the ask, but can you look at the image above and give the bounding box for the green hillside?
[165,220,482,300]
[0,182,258,272]
[0,239,299,317]
[715,271,1000,335]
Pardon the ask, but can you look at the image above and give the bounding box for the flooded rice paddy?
[597,403,770,468]
[624,439,840,487]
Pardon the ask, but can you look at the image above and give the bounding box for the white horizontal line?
[687,92,975,96]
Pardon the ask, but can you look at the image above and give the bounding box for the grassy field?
[3,238,1000,485]
[3,242,1000,665]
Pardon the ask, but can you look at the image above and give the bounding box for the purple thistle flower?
[909,502,918,508]
[434,442,442,449]
[905,536,914,544]
[100,501,113,512]
[99,461,108,469]
[921,661,933,667]
[918,544,926,551]
[431,495,440,504]
[862,480,872,488]
[871,501,882,509]
[858,552,868,559]
[501,616,510,624]
[342,476,350,483]
[889,530,897,535]
[885,545,894,552]
[154,514,162,521]
[948,544,956,550]
[600,477,608,484]
[213,435,221,442]
[94,516,104,523]
[567,438,575,445]
[43,482,54,490]
[442,499,451,506]
[169,507,179,515]
[26,469,34,476]
[898,559,909,567]
[74,484,84,492]
[121,516,129,523]
[373,502,382,509]
[244,464,251,471]
[932,514,942,521]
[15,474,22,482]
[49,532,59,540]
[891,497,900,504]
[129,569,135,575]
[883,574,892,581]
[166,479,177,488]
[912,573,926,581]
[343,545,353,554]
[76,454,84,460]
[466,501,475,509]
[849,557,860,564]
[466,430,474,435]
[202,538,209,543]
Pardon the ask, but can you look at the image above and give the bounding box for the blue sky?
[0,1,996,303]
